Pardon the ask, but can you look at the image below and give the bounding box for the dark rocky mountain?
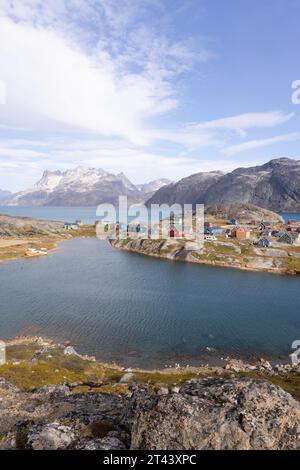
[147,158,300,212]
[146,171,224,206]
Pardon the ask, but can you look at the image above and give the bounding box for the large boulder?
[131,377,300,450]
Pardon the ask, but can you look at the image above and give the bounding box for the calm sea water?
[0,237,299,368]
[0,206,100,224]
[1,205,299,224]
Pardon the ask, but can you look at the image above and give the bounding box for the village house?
[261,229,272,237]
[211,227,224,235]
[228,219,239,225]
[64,222,79,230]
[231,229,251,239]
[258,222,272,231]
[204,225,223,235]
[278,232,300,246]
[204,221,213,228]
[255,237,272,248]
[286,220,300,232]
[169,226,180,238]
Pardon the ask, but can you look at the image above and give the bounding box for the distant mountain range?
[3,158,300,211]
[146,158,300,212]
[0,189,12,201]
[136,179,172,195]
[4,167,171,207]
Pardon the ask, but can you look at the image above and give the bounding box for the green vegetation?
[284,257,300,274]
[1,340,300,402]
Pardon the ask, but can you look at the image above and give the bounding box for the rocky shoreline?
[0,336,299,450]
[0,215,96,263]
[110,237,300,276]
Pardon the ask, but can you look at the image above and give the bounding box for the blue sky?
[0,0,300,191]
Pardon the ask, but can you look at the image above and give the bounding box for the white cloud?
[224,132,300,156]
[0,1,212,146]
[0,16,176,145]
[149,111,295,149]
[192,111,295,139]
[0,1,298,191]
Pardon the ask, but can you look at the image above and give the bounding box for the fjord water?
[1,205,300,224]
[0,238,299,368]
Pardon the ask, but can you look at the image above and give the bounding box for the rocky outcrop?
[147,158,300,212]
[0,377,299,450]
[0,214,64,237]
[131,377,300,450]
[204,203,284,223]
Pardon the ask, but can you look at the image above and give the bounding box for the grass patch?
[239,371,300,402]
[284,257,300,274]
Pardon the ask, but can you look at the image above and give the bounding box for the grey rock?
[27,423,76,450]
[157,387,169,395]
[0,378,20,393]
[119,373,135,383]
[131,377,300,450]
[74,436,127,450]
[64,346,79,356]
[1,377,300,450]
[0,214,64,237]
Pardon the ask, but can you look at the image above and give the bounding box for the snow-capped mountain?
[136,179,173,194]
[6,167,170,207]
[7,167,142,206]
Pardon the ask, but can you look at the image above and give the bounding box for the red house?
[169,227,179,238]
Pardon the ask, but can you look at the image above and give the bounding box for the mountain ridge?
[6,168,171,207]
[146,158,300,211]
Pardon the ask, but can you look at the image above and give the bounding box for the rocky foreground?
[0,338,299,450]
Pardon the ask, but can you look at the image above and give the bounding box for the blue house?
[211,227,223,235]
[228,219,239,225]
[204,226,212,235]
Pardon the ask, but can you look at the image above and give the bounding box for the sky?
[0,0,300,191]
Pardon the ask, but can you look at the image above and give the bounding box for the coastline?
[1,335,299,401]
[0,224,96,264]
[110,238,300,276]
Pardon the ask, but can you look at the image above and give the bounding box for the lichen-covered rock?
[0,377,299,450]
[130,377,300,450]
[27,423,76,450]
